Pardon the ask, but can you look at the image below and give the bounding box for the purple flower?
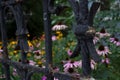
[96,45,111,56]
[90,60,97,70]
[96,28,110,38]
[52,35,57,41]
[42,76,47,80]
[29,60,36,66]
[63,60,82,71]
[102,58,110,64]
[12,68,17,76]
[93,36,99,44]
[110,37,120,46]
[67,49,73,56]
[0,49,3,53]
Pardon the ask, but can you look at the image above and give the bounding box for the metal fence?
[0,0,101,80]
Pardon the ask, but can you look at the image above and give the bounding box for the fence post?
[0,0,11,79]
[42,0,53,80]
[69,0,101,78]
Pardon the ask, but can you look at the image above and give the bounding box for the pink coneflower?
[102,58,110,64]
[53,66,59,72]
[93,36,99,44]
[0,49,3,53]
[96,45,111,56]
[13,68,17,76]
[90,60,97,70]
[29,60,36,66]
[96,28,110,38]
[33,50,41,59]
[52,35,57,41]
[64,67,75,73]
[41,76,59,80]
[110,37,120,46]
[63,60,82,70]
[33,50,41,53]
[29,46,34,52]
[54,77,59,80]
[67,49,73,56]
[41,75,47,80]
[52,22,68,31]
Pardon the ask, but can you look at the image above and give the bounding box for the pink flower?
[102,58,110,64]
[93,36,99,44]
[54,77,59,80]
[90,60,97,70]
[42,76,59,80]
[53,66,59,72]
[13,68,17,76]
[36,43,41,47]
[52,22,68,31]
[64,67,75,73]
[110,37,120,46]
[52,35,57,41]
[96,28,110,38]
[63,60,82,71]
[29,60,36,66]
[42,76,47,80]
[0,49,3,53]
[33,50,41,54]
[29,46,34,52]
[96,45,111,56]
[67,49,73,56]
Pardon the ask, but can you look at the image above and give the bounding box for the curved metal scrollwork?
[0,0,102,80]
[0,0,28,80]
[69,0,101,77]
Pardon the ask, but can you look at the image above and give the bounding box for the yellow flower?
[56,31,61,34]
[0,46,2,49]
[59,33,63,37]
[37,61,42,65]
[11,41,17,45]
[71,42,76,46]
[28,40,33,47]
[65,47,69,51]
[67,43,71,46]
[15,55,19,58]
[41,50,45,55]
[27,34,30,37]
[9,52,14,55]
[13,50,18,55]
[0,42,2,44]
[27,53,31,57]
[56,36,60,40]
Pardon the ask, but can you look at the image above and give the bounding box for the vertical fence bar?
[42,0,53,80]
[0,1,11,79]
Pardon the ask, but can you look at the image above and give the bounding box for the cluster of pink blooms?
[110,37,120,46]
[66,27,113,70]
[66,49,98,70]
[63,59,97,73]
